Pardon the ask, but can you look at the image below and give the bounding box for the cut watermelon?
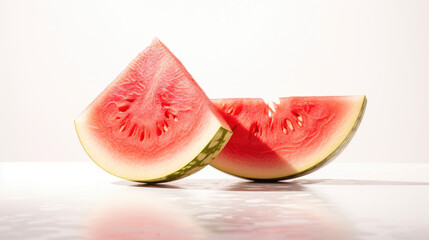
[211,96,366,181]
[75,38,232,183]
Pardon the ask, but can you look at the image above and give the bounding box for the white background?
[0,0,428,163]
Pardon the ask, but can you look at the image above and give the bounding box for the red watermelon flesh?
[211,96,366,181]
[75,38,232,182]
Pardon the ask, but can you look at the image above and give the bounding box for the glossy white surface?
[1,162,428,240]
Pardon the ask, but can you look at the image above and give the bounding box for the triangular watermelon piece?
[75,38,232,183]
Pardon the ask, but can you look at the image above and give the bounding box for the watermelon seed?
[286,119,294,131]
[162,103,171,109]
[293,112,304,126]
[119,115,130,132]
[226,106,243,116]
[118,104,130,112]
[234,106,243,116]
[163,121,169,132]
[156,122,167,136]
[128,124,137,137]
[250,122,260,137]
[282,127,288,134]
[139,131,145,141]
[164,111,171,119]
[125,98,136,103]
[164,111,179,122]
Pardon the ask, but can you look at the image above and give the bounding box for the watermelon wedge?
[75,38,232,183]
[211,96,366,181]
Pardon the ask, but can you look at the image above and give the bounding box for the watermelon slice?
[211,96,366,181]
[75,38,232,183]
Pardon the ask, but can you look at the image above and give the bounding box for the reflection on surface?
[4,176,429,239]
[0,197,88,239]
[190,188,350,239]
[84,189,205,240]
[2,163,429,239]
[111,179,353,240]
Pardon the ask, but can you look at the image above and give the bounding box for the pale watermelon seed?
[293,112,304,127]
[282,127,288,134]
[286,119,294,131]
[119,114,130,132]
[163,121,169,132]
[139,130,145,141]
[250,122,261,137]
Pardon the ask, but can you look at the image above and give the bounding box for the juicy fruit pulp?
[75,38,231,183]
[211,96,366,181]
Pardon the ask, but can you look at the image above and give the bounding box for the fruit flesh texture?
[75,39,231,182]
[211,96,366,180]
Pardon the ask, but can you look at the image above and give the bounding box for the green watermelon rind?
[215,96,367,182]
[141,127,232,183]
[75,120,232,183]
